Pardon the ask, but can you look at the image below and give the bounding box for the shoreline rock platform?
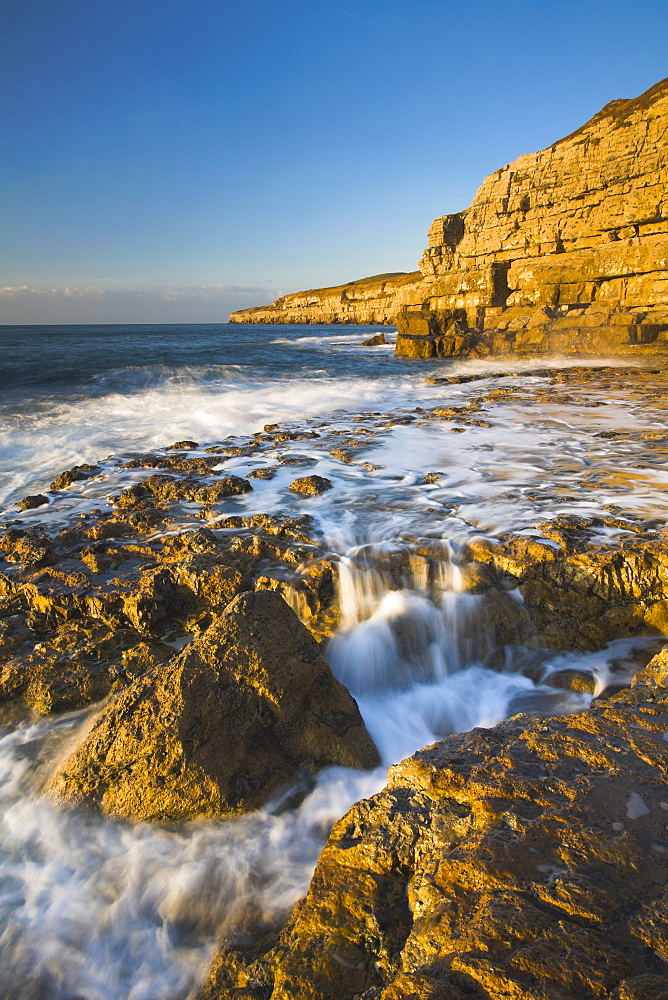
[2,365,668,998]
[230,77,668,361]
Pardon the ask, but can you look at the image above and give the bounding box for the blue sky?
[1,0,667,323]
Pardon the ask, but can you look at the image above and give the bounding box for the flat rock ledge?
[46,590,379,822]
[199,647,668,1000]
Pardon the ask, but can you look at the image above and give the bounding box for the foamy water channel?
[1,325,668,998]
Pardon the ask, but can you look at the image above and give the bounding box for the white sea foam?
[0,521,647,999]
[1,342,667,997]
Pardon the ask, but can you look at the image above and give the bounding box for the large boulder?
[46,590,379,821]
[198,647,668,1000]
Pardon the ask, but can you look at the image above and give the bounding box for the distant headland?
[230,77,668,357]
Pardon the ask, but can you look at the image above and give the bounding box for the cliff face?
[404,76,668,357]
[229,272,424,326]
[231,77,668,357]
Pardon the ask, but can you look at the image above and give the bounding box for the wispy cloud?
[0,283,278,323]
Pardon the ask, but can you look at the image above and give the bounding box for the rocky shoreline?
[198,650,668,1000]
[2,362,668,998]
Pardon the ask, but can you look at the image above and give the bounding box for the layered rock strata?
[232,78,668,358]
[198,647,668,1000]
[229,272,423,326]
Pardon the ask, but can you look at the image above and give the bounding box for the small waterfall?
[327,541,497,696]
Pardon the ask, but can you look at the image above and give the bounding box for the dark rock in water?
[248,468,275,479]
[46,590,379,821]
[166,440,199,450]
[361,332,386,346]
[289,475,333,496]
[544,667,597,693]
[50,464,100,491]
[201,649,668,999]
[15,494,49,510]
[115,473,252,507]
[421,471,443,485]
[122,454,216,472]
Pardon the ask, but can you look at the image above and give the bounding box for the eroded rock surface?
[0,508,337,714]
[468,528,668,650]
[198,648,668,1000]
[288,475,333,496]
[47,590,379,822]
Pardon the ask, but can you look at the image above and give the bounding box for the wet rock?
[361,333,386,346]
[122,454,216,473]
[248,468,275,479]
[171,557,250,611]
[263,429,320,443]
[0,500,339,714]
[288,475,333,496]
[255,558,337,641]
[47,590,379,821]
[468,534,668,650]
[279,455,316,467]
[245,513,314,541]
[632,645,668,688]
[115,473,252,507]
[167,440,199,450]
[50,464,99,491]
[543,667,597,693]
[205,665,668,999]
[0,618,173,715]
[0,528,56,567]
[15,494,49,511]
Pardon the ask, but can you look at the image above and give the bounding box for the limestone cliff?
[229,272,424,326]
[231,77,668,357]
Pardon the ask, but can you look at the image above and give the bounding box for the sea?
[1,322,668,999]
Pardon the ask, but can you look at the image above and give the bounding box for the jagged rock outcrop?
[197,647,668,1000]
[232,78,668,357]
[229,272,424,325]
[46,590,380,822]
[467,527,668,650]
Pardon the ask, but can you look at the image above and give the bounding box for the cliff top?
[557,74,668,144]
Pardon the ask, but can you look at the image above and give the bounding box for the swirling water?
[1,323,668,998]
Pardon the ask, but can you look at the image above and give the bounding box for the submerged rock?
[200,647,668,1000]
[47,590,379,822]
